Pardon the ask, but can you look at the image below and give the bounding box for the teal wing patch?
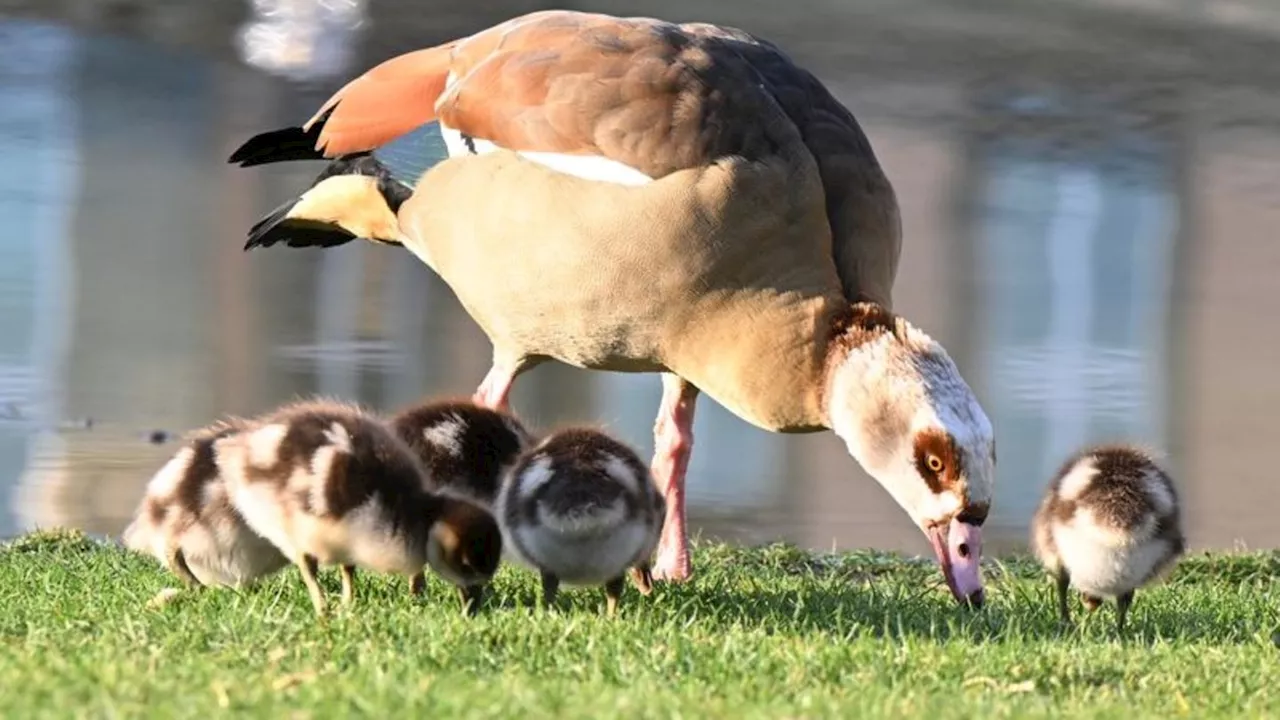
[372,121,453,189]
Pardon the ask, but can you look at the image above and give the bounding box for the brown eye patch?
[913,428,964,495]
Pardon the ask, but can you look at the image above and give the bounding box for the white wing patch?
[145,448,196,497]
[437,121,654,187]
[422,416,466,457]
[1143,468,1176,517]
[309,422,354,516]
[322,422,352,453]
[601,455,640,495]
[247,424,290,469]
[514,456,556,499]
[1057,458,1099,501]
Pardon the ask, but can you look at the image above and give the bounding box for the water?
[2,0,1279,558]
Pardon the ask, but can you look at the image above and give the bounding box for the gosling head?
[426,497,504,615]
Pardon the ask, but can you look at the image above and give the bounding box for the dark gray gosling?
[496,427,664,616]
[387,397,533,510]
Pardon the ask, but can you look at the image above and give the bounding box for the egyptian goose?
[227,9,996,605]
[496,427,664,616]
[122,417,288,590]
[1031,444,1186,632]
[214,399,503,616]
[387,398,533,511]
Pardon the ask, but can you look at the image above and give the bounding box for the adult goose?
[228,9,996,606]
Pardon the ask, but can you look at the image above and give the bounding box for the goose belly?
[400,148,838,375]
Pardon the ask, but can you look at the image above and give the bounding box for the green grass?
[1,529,1277,719]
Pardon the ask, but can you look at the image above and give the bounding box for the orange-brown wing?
[303,43,457,156]
[304,10,798,178]
[677,25,903,303]
[302,9,898,300]
[434,12,794,178]
[302,10,613,157]
[441,13,900,300]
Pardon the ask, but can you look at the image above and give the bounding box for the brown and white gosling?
[496,427,665,616]
[388,398,533,510]
[122,418,289,596]
[1031,444,1186,632]
[215,399,503,616]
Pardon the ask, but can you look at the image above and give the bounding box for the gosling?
[216,399,503,616]
[388,398,532,510]
[122,418,288,593]
[1031,443,1186,632]
[496,427,664,616]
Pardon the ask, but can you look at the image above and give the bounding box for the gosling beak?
[629,565,654,596]
[459,584,485,617]
[926,517,985,608]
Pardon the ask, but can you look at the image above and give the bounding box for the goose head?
[826,304,995,607]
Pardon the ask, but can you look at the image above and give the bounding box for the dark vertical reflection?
[0,20,79,538]
[961,84,1183,535]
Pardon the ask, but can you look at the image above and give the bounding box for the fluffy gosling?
[1031,444,1186,632]
[388,398,533,510]
[122,418,288,593]
[215,400,502,616]
[496,427,664,616]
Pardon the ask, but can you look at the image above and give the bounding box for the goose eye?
[926,454,944,473]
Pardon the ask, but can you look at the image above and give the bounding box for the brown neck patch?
[820,301,902,411]
[827,301,899,353]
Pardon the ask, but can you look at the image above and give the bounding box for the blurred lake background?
[1,0,1278,559]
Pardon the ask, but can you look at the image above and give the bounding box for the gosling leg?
[408,571,426,597]
[540,571,560,610]
[1116,590,1136,634]
[458,584,485,617]
[604,575,626,617]
[339,564,357,607]
[1055,567,1071,625]
[295,554,326,617]
[165,547,202,589]
[628,564,654,596]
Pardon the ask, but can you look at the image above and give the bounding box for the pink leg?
[472,359,518,411]
[650,373,698,583]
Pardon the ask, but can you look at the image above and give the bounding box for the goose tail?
[242,155,411,251]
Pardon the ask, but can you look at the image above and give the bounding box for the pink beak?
[927,518,985,608]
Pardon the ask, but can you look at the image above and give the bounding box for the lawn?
[0,529,1276,719]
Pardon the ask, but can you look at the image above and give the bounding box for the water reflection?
[972,99,1179,529]
[237,0,366,83]
[1,2,1279,556]
[0,19,78,539]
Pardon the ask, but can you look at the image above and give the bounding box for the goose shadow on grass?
[468,575,1266,648]
[22,530,1273,648]
[463,541,1277,647]
[207,544,1277,647]
[642,581,1268,646]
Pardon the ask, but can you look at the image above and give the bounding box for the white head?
[825,305,996,606]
